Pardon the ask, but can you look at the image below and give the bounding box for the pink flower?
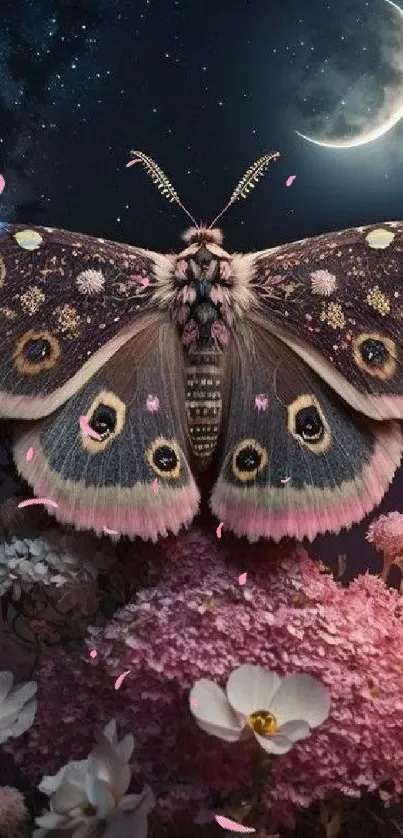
[366,511,403,578]
[0,786,28,832]
[6,525,403,834]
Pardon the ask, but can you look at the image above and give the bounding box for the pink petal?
[26,447,34,462]
[18,497,58,509]
[126,159,140,167]
[0,175,5,195]
[114,670,131,690]
[281,476,292,484]
[216,522,223,539]
[79,415,102,441]
[140,276,150,287]
[286,175,296,187]
[238,572,247,585]
[103,525,119,535]
[214,815,256,833]
[90,650,98,659]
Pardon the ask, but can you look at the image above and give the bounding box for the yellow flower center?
[246,709,278,735]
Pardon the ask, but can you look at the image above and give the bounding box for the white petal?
[103,811,148,838]
[34,810,69,828]
[51,763,89,812]
[38,761,86,796]
[278,720,311,742]
[103,719,117,745]
[254,732,294,754]
[0,671,13,702]
[9,697,37,737]
[270,674,330,727]
[88,743,130,797]
[116,733,135,763]
[84,773,115,818]
[72,820,99,838]
[118,786,155,816]
[1,681,37,714]
[189,679,242,741]
[226,665,281,716]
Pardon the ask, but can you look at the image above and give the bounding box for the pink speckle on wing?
[190,698,198,706]
[18,498,59,509]
[238,572,247,585]
[26,447,34,462]
[79,415,102,441]
[254,393,269,412]
[114,670,131,690]
[152,479,159,494]
[214,815,256,833]
[286,175,296,187]
[103,525,119,536]
[281,476,292,484]
[216,522,223,539]
[146,394,160,412]
[89,650,98,659]
[0,175,5,195]
[140,276,150,287]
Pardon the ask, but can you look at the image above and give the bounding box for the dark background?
[2,0,403,575]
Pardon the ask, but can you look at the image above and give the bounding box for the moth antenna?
[208,150,280,229]
[129,150,199,227]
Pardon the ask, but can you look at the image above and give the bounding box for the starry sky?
[3,0,403,574]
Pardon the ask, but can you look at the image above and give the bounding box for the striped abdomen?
[185,350,223,470]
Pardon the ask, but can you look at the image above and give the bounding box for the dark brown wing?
[0,223,173,418]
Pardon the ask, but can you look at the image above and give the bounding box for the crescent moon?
[296,0,403,149]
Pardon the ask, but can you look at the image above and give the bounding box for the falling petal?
[126,159,141,167]
[18,498,58,509]
[238,572,247,585]
[26,447,34,462]
[90,650,98,659]
[214,815,256,833]
[216,522,224,539]
[79,415,102,441]
[281,476,292,484]
[103,525,119,535]
[0,175,5,194]
[114,670,131,690]
[146,394,160,412]
[254,393,269,412]
[286,175,296,187]
[152,479,159,494]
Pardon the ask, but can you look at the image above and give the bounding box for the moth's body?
[1,149,403,545]
[172,229,234,470]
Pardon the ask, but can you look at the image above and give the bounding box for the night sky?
[3,0,403,574]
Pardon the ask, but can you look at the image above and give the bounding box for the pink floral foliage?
[366,511,403,574]
[4,525,403,833]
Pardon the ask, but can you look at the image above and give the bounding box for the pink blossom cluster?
[4,525,403,833]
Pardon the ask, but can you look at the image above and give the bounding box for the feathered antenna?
[128,150,198,227]
[208,150,280,229]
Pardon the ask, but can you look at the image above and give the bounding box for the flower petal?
[50,762,89,812]
[189,679,242,741]
[84,772,115,818]
[253,732,294,754]
[0,671,13,702]
[226,665,281,716]
[38,761,86,797]
[116,733,135,763]
[278,719,311,742]
[270,673,330,727]
[88,742,130,797]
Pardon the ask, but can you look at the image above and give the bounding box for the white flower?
[76,269,106,296]
[310,269,337,297]
[34,719,155,838]
[189,664,330,755]
[0,671,37,744]
[0,530,115,599]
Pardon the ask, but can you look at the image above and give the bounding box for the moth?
[0,149,402,543]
